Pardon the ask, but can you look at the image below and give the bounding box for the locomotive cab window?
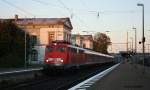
[56,47,66,52]
[79,50,84,53]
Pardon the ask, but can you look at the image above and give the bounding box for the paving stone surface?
[88,62,150,90]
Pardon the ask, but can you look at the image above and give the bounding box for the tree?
[0,20,30,67]
[93,32,111,54]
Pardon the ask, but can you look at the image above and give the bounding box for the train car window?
[77,49,80,54]
[71,48,77,53]
[46,47,53,52]
[79,50,84,53]
[71,48,73,52]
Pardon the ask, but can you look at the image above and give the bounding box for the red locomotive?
[43,42,114,71]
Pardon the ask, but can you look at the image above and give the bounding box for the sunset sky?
[0,0,150,53]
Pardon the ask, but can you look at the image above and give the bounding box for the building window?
[30,35,37,47]
[31,50,38,61]
[48,32,55,43]
[58,33,62,36]
[83,44,86,48]
[51,25,54,28]
[63,32,66,41]
[54,25,59,28]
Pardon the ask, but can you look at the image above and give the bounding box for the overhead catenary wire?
[31,0,64,9]
[57,0,93,29]
[2,0,139,32]
[57,0,72,13]
[31,0,94,29]
[1,0,139,18]
[2,0,35,17]
[79,0,100,18]
[80,0,89,10]
[31,0,89,29]
[31,0,66,17]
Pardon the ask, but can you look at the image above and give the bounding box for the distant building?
[71,34,83,47]
[71,34,93,49]
[82,35,93,49]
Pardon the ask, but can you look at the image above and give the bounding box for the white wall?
[39,27,64,45]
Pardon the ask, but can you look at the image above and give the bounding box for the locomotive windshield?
[46,47,66,52]
[56,48,66,52]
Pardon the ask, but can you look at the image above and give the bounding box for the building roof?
[71,34,93,41]
[0,17,73,29]
[82,35,93,41]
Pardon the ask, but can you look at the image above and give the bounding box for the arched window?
[31,50,38,61]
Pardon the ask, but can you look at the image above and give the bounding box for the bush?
[0,53,24,67]
[0,20,30,68]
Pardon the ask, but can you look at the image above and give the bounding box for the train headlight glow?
[46,58,53,62]
[46,58,63,62]
[46,59,49,62]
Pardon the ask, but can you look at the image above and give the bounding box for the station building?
[14,15,73,64]
[14,15,73,46]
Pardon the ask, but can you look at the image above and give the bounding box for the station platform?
[0,66,42,75]
[88,62,150,90]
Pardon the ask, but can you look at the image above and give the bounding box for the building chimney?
[15,14,18,21]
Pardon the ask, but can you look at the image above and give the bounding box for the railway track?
[0,63,115,90]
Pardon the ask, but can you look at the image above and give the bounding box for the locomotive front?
[44,44,69,69]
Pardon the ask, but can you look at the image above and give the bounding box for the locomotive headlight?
[60,59,63,62]
[46,58,53,62]
[46,59,49,62]
[46,58,63,62]
[61,58,63,62]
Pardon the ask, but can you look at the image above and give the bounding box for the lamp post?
[24,17,27,68]
[148,30,150,55]
[137,3,145,72]
[25,30,27,68]
[22,25,27,68]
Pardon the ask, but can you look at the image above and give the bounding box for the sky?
[0,0,150,53]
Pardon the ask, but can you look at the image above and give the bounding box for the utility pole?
[148,44,150,55]
[133,27,137,53]
[130,37,133,52]
[127,32,128,52]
